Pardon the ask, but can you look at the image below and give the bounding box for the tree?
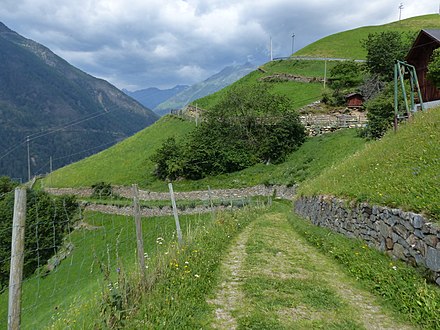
[363,83,408,139]
[427,48,440,88]
[152,85,306,180]
[151,137,185,181]
[0,176,17,195]
[362,31,415,80]
[325,61,364,105]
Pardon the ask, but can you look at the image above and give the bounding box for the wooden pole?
[132,184,146,281]
[168,183,183,246]
[8,187,27,330]
[208,186,214,221]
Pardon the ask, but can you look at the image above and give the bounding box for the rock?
[393,224,409,239]
[424,235,439,248]
[410,214,424,229]
[393,243,406,260]
[426,247,440,272]
[386,237,394,250]
[378,222,391,238]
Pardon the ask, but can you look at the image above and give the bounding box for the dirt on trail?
[208,211,416,330]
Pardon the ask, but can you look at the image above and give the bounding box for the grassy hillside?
[194,14,440,111]
[295,14,440,59]
[177,128,366,191]
[42,116,195,188]
[195,60,329,111]
[0,210,216,329]
[298,107,440,220]
[43,116,366,192]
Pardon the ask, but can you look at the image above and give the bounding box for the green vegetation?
[42,116,195,188]
[152,85,306,180]
[237,210,367,329]
[298,108,440,220]
[363,85,396,139]
[289,211,440,329]
[43,119,366,191]
[0,210,223,328]
[323,60,365,106]
[0,183,78,291]
[194,62,325,112]
[428,48,440,87]
[363,31,415,80]
[177,128,366,190]
[295,14,440,59]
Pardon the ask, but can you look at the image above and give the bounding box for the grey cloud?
[0,0,437,90]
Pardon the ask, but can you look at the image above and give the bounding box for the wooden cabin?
[345,92,364,108]
[406,29,440,102]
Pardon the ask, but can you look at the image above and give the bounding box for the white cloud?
[0,0,438,89]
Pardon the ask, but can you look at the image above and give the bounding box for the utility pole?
[399,3,404,21]
[26,136,30,182]
[291,33,295,55]
[49,156,53,173]
[270,36,273,61]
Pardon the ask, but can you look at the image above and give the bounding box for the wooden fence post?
[208,186,215,220]
[168,183,183,246]
[8,187,27,330]
[132,184,146,281]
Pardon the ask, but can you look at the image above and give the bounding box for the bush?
[0,188,79,291]
[152,85,306,180]
[91,182,113,198]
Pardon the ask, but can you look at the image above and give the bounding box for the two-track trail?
[208,208,416,329]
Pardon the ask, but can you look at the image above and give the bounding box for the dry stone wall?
[294,195,440,285]
[45,185,296,201]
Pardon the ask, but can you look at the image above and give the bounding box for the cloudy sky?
[1,0,438,90]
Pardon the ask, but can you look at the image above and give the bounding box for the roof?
[423,29,440,43]
[345,92,363,99]
[406,29,440,61]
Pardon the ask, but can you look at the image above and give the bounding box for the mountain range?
[123,85,189,111]
[126,62,257,116]
[0,22,158,180]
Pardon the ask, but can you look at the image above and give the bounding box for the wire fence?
[0,184,270,328]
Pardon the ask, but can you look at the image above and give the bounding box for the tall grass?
[0,211,210,329]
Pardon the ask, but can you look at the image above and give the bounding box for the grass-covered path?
[208,210,416,329]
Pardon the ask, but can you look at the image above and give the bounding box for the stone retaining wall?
[85,204,238,217]
[294,195,440,285]
[45,184,296,201]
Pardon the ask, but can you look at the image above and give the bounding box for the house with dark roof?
[406,29,440,102]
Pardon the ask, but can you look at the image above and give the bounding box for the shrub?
[91,182,113,198]
[152,85,306,180]
[0,189,79,291]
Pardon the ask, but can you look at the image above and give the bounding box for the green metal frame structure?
[394,60,425,131]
